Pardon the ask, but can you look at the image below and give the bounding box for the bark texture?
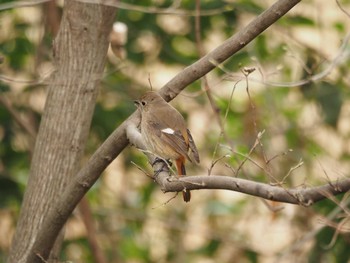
[7,2,116,263]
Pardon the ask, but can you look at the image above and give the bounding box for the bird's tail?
[176,158,191,202]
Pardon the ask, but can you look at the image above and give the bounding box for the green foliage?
[194,238,221,256]
[282,15,315,26]
[0,176,22,207]
[301,81,343,127]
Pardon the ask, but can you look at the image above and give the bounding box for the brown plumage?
[135,91,200,202]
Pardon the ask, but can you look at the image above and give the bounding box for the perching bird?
[135,91,200,202]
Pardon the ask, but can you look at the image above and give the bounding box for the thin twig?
[131,161,154,179]
[280,159,304,184]
[208,154,230,175]
[336,0,350,18]
[79,197,108,263]
[236,130,263,176]
[151,192,178,209]
[266,149,293,164]
[243,69,272,174]
[147,73,153,91]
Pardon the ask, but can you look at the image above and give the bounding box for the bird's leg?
[152,157,172,176]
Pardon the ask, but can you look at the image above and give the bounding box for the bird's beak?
[134,100,140,107]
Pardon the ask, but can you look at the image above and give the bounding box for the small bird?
[135,91,200,202]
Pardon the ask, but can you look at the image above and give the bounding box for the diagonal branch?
[159,0,302,100]
[29,0,302,262]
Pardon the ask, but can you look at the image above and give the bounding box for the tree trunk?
[7,2,116,262]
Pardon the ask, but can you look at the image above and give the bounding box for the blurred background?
[1,0,350,262]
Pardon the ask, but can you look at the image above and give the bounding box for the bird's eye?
[141,101,146,106]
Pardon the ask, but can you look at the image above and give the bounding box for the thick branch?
[152,160,350,206]
[9,2,117,263]
[28,1,301,262]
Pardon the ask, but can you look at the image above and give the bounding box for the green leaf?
[284,15,315,26]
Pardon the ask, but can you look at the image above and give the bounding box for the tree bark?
[7,2,116,263]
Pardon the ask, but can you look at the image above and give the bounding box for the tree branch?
[159,0,302,100]
[154,163,350,206]
[127,124,350,206]
[9,2,117,263]
[28,0,302,262]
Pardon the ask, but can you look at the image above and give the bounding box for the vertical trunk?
[7,2,116,262]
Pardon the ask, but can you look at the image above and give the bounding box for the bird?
[135,91,200,202]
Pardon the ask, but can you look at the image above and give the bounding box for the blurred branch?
[0,0,49,10]
[0,96,37,139]
[336,0,350,19]
[78,0,233,16]
[43,0,60,37]
[79,197,108,263]
[277,193,350,261]
[0,0,232,16]
[222,31,350,88]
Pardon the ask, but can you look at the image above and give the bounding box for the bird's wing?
[187,129,200,164]
[148,114,191,161]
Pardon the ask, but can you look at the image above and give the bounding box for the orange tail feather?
[176,158,191,202]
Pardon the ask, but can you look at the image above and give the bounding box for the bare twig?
[147,73,153,91]
[208,81,239,175]
[280,159,304,184]
[336,0,350,19]
[78,0,233,16]
[0,0,49,10]
[0,0,234,16]
[151,193,179,209]
[208,154,230,175]
[0,70,52,85]
[243,70,273,179]
[317,191,350,249]
[235,130,264,176]
[131,161,154,179]
[227,149,266,171]
[79,197,108,263]
[266,149,293,164]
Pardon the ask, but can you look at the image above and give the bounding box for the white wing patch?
[161,128,175,134]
